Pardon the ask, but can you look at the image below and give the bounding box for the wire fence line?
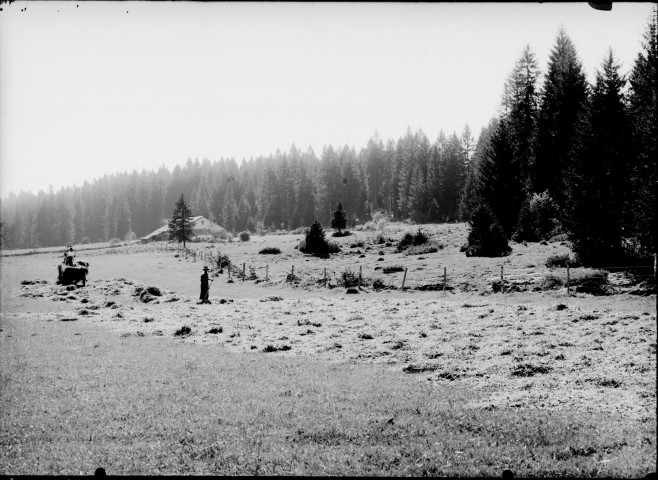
[81,241,657,294]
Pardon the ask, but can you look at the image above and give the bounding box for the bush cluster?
[397,228,429,252]
[239,231,251,241]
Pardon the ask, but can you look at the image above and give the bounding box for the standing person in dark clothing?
[199,266,212,304]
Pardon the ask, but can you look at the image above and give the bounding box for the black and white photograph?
[0,1,656,476]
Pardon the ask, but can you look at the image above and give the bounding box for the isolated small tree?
[168,194,194,248]
[300,220,340,257]
[331,201,347,235]
[305,220,329,256]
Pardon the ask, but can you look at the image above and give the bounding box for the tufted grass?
[1,315,654,476]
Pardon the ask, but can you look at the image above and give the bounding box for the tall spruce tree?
[532,29,589,210]
[477,120,525,237]
[168,194,194,248]
[502,45,540,193]
[566,50,631,265]
[628,6,658,256]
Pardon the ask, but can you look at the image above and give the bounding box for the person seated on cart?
[63,245,75,266]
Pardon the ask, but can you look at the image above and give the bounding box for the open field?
[1,223,656,476]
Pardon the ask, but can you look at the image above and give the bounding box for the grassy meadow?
[1,222,656,476]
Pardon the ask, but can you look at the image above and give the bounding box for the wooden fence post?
[402,268,408,290]
[266,264,269,281]
[443,266,447,292]
[500,265,504,293]
[359,266,362,288]
[567,265,570,296]
[324,267,327,287]
[228,261,231,279]
[242,263,246,281]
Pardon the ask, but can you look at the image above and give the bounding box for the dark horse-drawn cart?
[57,261,89,287]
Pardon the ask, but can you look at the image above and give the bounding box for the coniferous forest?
[1,12,656,267]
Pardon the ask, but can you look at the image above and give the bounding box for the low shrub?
[397,228,429,252]
[259,247,281,255]
[372,278,386,290]
[239,231,251,241]
[360,210,390,231]
[331,230,351,238]
[350,239,365,248]
[339,269,360,288]
[545,254,572,268]
[109,238,122,246]
[404,243,442,256]
[540,274,564,290]
[383,265,405,274]
[214,252,231,269]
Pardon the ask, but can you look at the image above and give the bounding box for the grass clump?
[510,363,552,377]
[174,325,192,336]
[259,247,281,255]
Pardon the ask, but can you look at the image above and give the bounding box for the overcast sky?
[0,2,654,198]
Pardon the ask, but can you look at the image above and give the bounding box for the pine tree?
[465,204,511,257]
[459,119,499,221]
[331,201,347,235]
[301,220,338,257]
[168,194,194,248]
[477,120,525,237]
[438,134,467,222]
[627,6,657,256]
[532,29,589,210]
[503,45,540,193]
[567,50,632,265]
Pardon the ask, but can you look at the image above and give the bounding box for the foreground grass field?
[1,314,654,476]
[1,223,656,475]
